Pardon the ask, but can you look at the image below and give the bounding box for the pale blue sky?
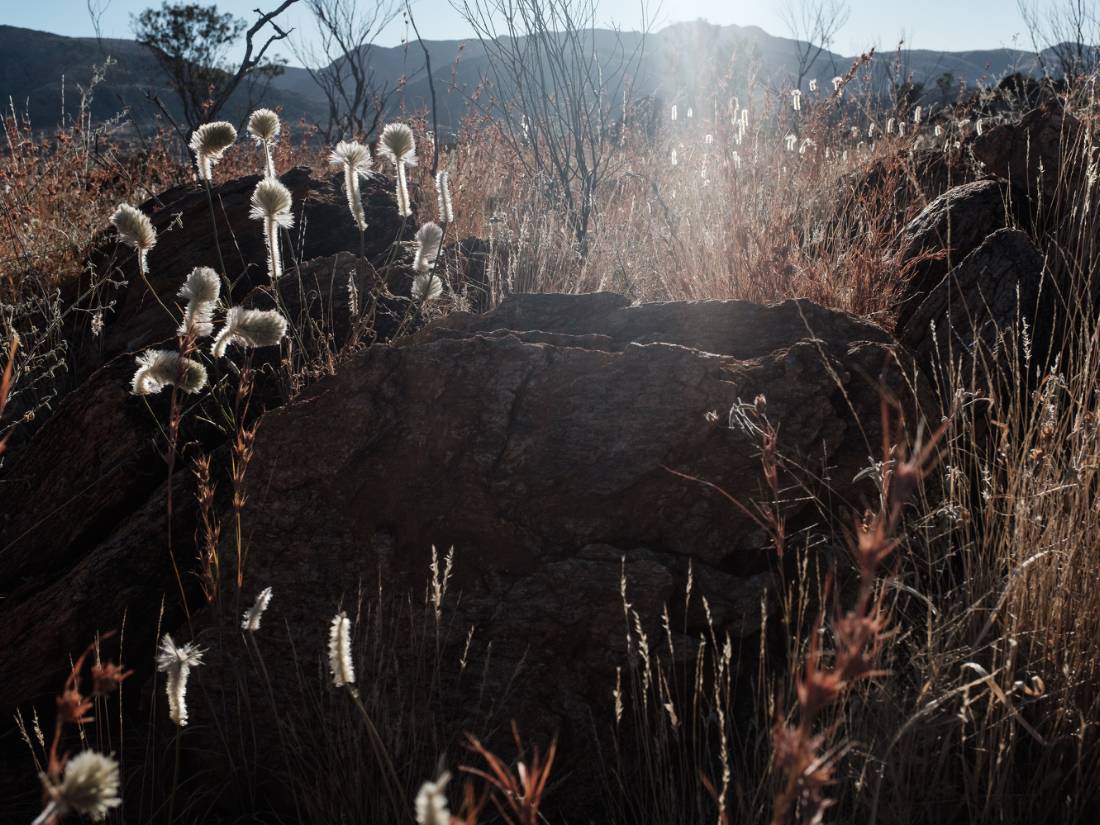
[6,0,1035,60]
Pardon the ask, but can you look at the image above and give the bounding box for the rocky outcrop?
[973,102,1085,204]
[228,292,920,748]
[891,178,1025,330]
[898,228,1054,392]
[0,292,922,728]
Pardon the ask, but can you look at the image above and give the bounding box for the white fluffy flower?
[378,123,417,217]
[42,750,122,822]
[241,586,273,633]
[177,266,221,338]
[211,307,288,358]
[247,109,281,143]
[330,140,372,232]
[131,350,208,396]
[413,222,443,273]
[156,634,206,727]
[190,121,238,181]
[412,273,444,302]
[329,611,355,688]
[377,122,417,167]
[111,203,156,273]
[435,171,454,224]
[415,772,452,825]
[250,178,294,280]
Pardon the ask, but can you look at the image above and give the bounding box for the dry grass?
[5,45,1100,825]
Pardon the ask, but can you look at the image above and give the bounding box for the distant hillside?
[0,21,1060,136]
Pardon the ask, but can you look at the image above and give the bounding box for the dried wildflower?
[110,203,156,274]
[413,222,443,273]
[57,688,94,725]
[831,76,843,92]
[415,771,452,825]
[329,610,356,688]
[241,586,273,633]
[378,123,417,217]
[211,307,288,358]
[435,171,454,224]
[247,109,280,177]
[156,634,205,727]
[91,662,132,696]
[330,140,372,232]
[131,350,208,396]
[190,121,238,181]
[250,178,294,281]
[41,751,122,822]
[90,311,104,337]
[347,271,360,317]
[178,266,221,338]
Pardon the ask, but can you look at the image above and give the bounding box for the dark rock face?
[898,228,1054,391]
[74,166,414,376]
[232,293,918,747]
[891,179,1024,330]
[972,102,1085,204]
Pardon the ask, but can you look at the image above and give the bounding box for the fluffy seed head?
[155,634,206,727]
[110,204,156,252]
[413,222,444,273]
[435,171,454,223]
[241,587,273,632]
[415,772,452,825]
[178,267,221,338]
[211,307,288,358]
[247,109,281,143]
[412,273,444,302]
[378,122,417,167]
[329,140,372,174]
[190,121,238,180]
[131,350,208,395]
[46,751,122,821]
[329,611,355,688]
[249,177,295,228]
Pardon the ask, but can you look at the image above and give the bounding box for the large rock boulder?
[898,228,1054,394]
[972,102,1086,205]
[891,179,1024,330]
[229,293,921,750]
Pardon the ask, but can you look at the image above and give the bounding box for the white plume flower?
[413,222,443,273]
[190,121,238,181]
[250,177,294,281]
[247,108,280,143]
[42,750,122,822]
[435,171,454,223]
[241,586,273,633]
[378,122,417,167]
[177,266,221,339]
[248,109,281,178]
[832,76,843,92]
[415,771,452,825]
[913,105,923,124]
[791,89,801,111]
[156,634,206,727]
[809,78,818,92]
[131,350,208,396]
[785,133,797,151]
[378,123,417,217]
[330,140,372,233]
[211,307,288,358]
[110,203,157,274]
[412,273,444,302]
[328,611,355,688]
